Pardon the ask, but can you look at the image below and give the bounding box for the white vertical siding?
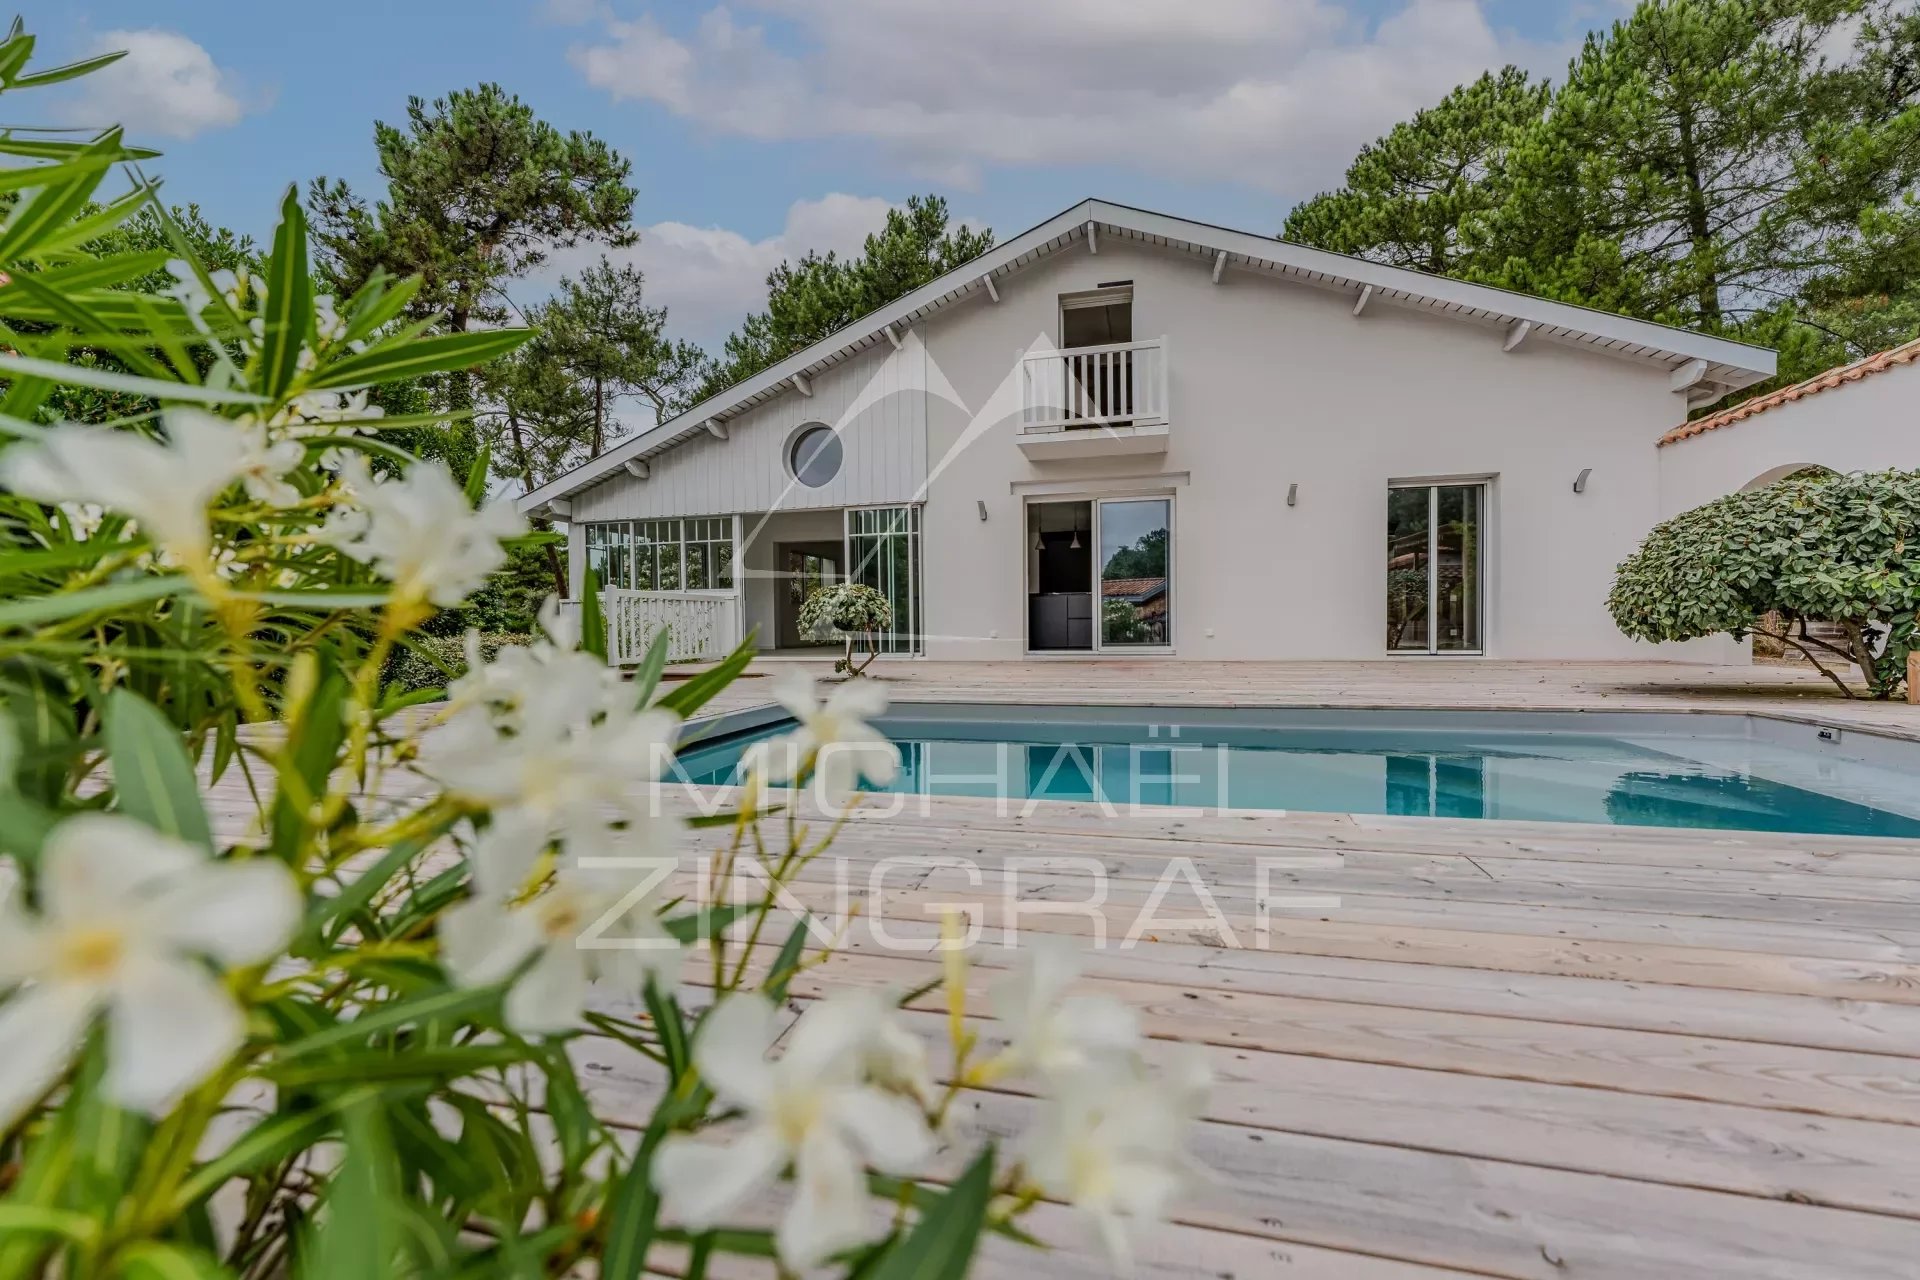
[572,341,927,521]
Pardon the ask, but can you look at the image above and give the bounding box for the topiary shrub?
[797,581,894,676]
[384,632,532,696]
[1609,469,1920,698]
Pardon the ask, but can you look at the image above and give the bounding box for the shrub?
[797,580,894,675]
[1609,469,1920,698]
[0,28,1202,1278]
[384,630,532,695]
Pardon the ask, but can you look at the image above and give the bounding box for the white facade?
[524,201,1780,664]
[1659,349,1919,516]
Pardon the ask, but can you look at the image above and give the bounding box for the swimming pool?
[674,703,1920,838]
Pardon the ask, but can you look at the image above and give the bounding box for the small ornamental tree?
[1608,469,1920,698]
[798,581,894,676]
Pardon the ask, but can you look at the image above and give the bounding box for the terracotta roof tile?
[1660,335,1920,447]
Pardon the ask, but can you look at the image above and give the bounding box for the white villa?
[518,198,1795,664]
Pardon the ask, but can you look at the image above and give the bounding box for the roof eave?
[518,198,1777,513]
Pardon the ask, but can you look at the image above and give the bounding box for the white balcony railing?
[1020,337,1167,433]
[603,589,742,666]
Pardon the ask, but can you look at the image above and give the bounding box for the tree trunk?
[507,407,568,600]
[591,377,605,457]
[1674,103,1722,327]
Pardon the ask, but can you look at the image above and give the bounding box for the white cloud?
[70,30,249,140]
[566,0,1569,196]
[535,192,897,353]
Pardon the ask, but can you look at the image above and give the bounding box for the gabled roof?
[1659,335,1920,447]
[520,198,1778,511]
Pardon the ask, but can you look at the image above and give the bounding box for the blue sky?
[19,1,1626,349]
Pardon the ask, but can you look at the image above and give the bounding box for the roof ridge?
[1660,333,1920,447]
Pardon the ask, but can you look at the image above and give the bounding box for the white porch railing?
[1020,337,1167,432]
[602,589,742,665]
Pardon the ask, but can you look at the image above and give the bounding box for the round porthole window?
[789,424,842,488]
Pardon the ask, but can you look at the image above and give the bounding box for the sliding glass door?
[1387,483,1484,654]
[1098,498,1171,648]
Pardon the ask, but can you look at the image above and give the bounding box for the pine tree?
[694,195,992,401]
[1282,67,1549,276]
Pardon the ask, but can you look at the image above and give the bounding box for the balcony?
[1018,337,1169,461]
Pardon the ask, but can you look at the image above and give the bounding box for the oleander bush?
[0,24,1203,1280]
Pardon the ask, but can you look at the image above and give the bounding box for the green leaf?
[235,588,398,609]
[654,637,756,720]
[864,1145,995,1280]
[599,1103,673,1280]
[1,272,169,377]
[26,178,157,256]
[269,663,347,861]
[0,1206,98,1244]
[0,32,37,92]
[170,1100,363,1213]
[0,353,266,405]
[305,328,532,391]
[257,186,313,399]
[304,1102,406,1280]
[579,567,607,661]
[630,626,672,707]
[339,269,422,344]
[463,443,491,504]
[290,813,455,956]
[0,574,190,629]
[641,975,690,1081]
[9,49,125,89]
[104,688,213,852]
[112,1243,227,1280]
[274,984,500,1062]
[659,902,746,948]
[0,129,121,262]
[760,917,812,1002]
[0,149,119,196]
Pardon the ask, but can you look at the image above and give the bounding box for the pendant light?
[1069,508,1082,550]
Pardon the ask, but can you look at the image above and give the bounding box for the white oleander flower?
[440,857,681,1035]
[424,698,683,892]
[313,294,349,346]
[768,671,900,806]
[233,419,305,507]
[990,939,1141,1085]
[322,457,524,607]
[1021,1048,1211,1272]
[164,260,214,333]
[653,993,936,1271]
[445,597,623,732]
[0,409,296,567]
[0,814,300,1127]
[275,388,380,434]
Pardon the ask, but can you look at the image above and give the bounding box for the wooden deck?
[223,661,1920,1277]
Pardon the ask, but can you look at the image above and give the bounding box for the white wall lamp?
[1572,468,1592,494]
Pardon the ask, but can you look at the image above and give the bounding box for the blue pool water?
[673,707,1920,838]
